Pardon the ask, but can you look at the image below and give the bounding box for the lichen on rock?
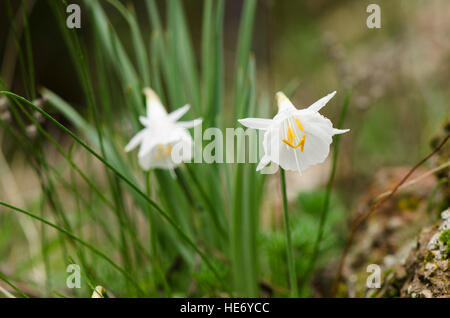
[399,208,450,297]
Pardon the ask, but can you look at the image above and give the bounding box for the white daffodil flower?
[125,88,201,171]
[238,91,349,172]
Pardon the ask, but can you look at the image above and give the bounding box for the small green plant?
[439,229,450,258]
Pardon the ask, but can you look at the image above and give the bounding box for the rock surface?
[396,209,449,298]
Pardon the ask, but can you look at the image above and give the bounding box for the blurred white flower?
[238,91,349,172]
[125,88,201,171]
[91,286,107,298]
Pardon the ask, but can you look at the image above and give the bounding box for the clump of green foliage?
[0,0,350,298]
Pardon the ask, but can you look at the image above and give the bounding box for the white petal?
[333,128,350,135]
[138,152,152,171]
[168,104,190,122]
[144,88,167,119]
[276,92,296,111]
[124,130,146,152]
[177,118,202,129]
[138,135,158,159]
[140,116,151,126]
[141,140,185,170]
[138,148,176,170]
[277,133,330,171]
[238,118,273,130]
[298,132,331,169]
[306,91,336,112]
[256,155,271,171]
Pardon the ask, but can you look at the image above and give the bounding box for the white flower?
[238,91,349,172]
[125,88,201,171]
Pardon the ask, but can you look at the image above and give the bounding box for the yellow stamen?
[281,118,306,151]
[299,133,305,152]
[287,126,295,141]
[295,118,304,131]
[153,144,173,160]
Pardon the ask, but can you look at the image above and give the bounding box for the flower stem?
[280,168,298,297]
[146,171,171,296]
